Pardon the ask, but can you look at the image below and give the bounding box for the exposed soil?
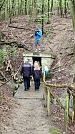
[0,12,75,133]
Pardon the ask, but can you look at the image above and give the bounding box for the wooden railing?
[43,72,75,134]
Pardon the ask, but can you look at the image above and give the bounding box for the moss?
[45,73,54,80]
[13,84,19,90]
[49,127,62,134]
[0,94,2,99]
[50,53,56,59]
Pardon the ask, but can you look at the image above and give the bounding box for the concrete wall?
[23,52,55,72]
[42,57,54,72]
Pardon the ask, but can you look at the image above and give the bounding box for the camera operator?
[34,26,42,52]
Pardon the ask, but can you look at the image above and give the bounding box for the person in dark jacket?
[27,59,32,88]
[20,60,32,91]
[32,61,41,90]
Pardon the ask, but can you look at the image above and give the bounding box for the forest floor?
[0,11,75,134]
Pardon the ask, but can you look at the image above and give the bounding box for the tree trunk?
[47,0,50,24]
[70,0,75,123]
[59,0,63,17]
[9,0,12,24]
[50,0,53,13]
[64,0,67,17]
[42,0,44,35]
[25,0,27,15]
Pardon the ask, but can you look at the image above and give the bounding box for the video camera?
[35,29,39,35]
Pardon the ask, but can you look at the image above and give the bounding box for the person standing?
[32,61,41,90]
[20,60,31,91]
[45,66,49,74]
[34,26,42,52]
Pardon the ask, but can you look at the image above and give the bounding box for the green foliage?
[50,127,62,134]
[0,0,71,22]
[34,18,41,23]
[0,45,17,66]
[6,45,17,58]
[0,94,2,99]
[0,0,5,10]
[43,30,53,39]
[45,73,54,80]
[0,47,7,63]
[13,84,19,90]
[34,13,48,24]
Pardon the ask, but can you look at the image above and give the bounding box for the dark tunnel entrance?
[32,57,41,66]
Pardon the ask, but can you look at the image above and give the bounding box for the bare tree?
[70,0,75,123]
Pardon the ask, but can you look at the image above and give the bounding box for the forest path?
[2,81,52,134]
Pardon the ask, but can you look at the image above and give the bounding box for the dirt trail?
[1,82,51,134]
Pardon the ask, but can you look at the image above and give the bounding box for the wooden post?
[43,71,45,82]
[47,88,50,116]
[43,71,47,107]
[70,0,75,124]
[63,92,70,134]
[72,110,74,123]
[44,87,47,108]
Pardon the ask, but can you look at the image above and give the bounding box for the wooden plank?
[47,89,50,116]
[44,87,47,108]
[63,92,70,133]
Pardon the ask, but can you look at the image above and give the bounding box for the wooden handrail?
[43,71,75,91]
[43,71,72,117]
[43,71,73,134]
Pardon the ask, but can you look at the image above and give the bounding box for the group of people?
[20,59,42,91]
[20,26,42,90]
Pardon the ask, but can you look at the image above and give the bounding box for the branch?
[8,25,31,31]
[0,41,30,51]
[67,89,75,97]
[0,71,7,81]
[9,25,26,29]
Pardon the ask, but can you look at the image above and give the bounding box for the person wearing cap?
[34,26,42,52]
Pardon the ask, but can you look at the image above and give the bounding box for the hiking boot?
[24,88,27,91]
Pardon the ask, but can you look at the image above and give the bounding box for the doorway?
[32,57,41,66]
